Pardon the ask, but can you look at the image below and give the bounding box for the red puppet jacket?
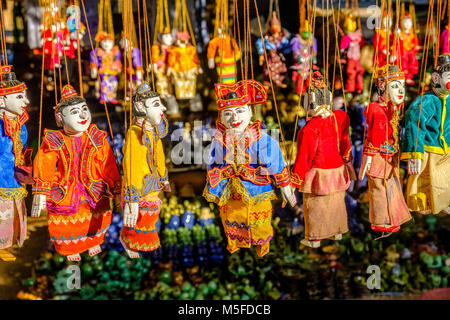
[292,110,353,195]
[362,100,402,178]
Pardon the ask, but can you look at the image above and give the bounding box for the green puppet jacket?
[401,90,450,160]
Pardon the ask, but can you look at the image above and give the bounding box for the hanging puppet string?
[234,0,245,81]
[413,0,435,158]
[288,0,317,164]
[143,0,155,90]
[0,0,8,64]
[80,0,117,156]
[253,0,289,162]
[247,0,254,81]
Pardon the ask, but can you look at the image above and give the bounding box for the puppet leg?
[120,196,162,256]
[368,175,411,229]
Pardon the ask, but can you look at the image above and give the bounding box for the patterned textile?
[0,198,26,249]
[48,197,112,255]
[219,193,273,257]
[207,35,241,84]
[203,120,290,207]
[120,196,162,251]
[90,46,122,103]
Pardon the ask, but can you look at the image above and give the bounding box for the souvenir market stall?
[0,0,449,301]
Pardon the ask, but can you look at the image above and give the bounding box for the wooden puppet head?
[0,65,29,117]
[54,84,91,135]
[133,82,167,126]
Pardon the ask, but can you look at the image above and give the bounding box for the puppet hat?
[310,71,326,89]
[215,80,267,111]
[0,65,27,96]
[375,64,404,85]
[54,84,81,110]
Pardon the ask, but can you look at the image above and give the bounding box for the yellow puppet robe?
[207,35,241,84]
[167,44,200,99]
[120,122,168,251]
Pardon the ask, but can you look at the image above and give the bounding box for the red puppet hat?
[54,84,80,110]
[0,65,27,96]
[215,80,267,111]
[310,71,327,89]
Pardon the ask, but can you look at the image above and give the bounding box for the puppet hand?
[281,185,297,208]
[359,155,373,180]
[207,58,215,69]
[162,181,171,192]
[91,68,98,79]
[408,158,422,175]
[123,202,139,228]
[31,194,46,218]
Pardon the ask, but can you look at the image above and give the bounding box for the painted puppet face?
[387,79,405,105]
[143,96,166,126]
[100,39,114,51]
[440,71,450,91]
[220,105,252,133]
[1,91,29,116]
[401,17,413,31]
[60,101,91,135]
[161,33,174,46]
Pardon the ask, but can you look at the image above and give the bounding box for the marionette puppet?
[291,71,354,248]
[255,12,291,89]
[152,28,175,98]
[0,65,31,261]
[203,80,297,257]
[340,14,365,94]
[398,13,420,85]
[440,25,450,55]
[207,27,241,84]
[360,64,411,233]
[401,54,450,215]
[290,20,318,94]
[32,85,121,261]
[65,5,86,60]
[167,31,202,100]
[120,82,170,259]
[90,32,122,104]
[373,11,393,68]
[120,34,143,98]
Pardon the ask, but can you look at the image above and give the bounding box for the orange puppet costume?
[167,31,201,99]
[33,86,121,256]
[207,33,241,84]
[291,72,352,244]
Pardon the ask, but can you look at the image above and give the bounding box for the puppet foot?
[67,253,81,262]
[0,249,16,261]
[333,234,342,241]
[417,209,432,215]
[371,224,400,233]
[88,245,102,257]
[120,237,141,259]
[443,207,450,215]
[300,239,321,248]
